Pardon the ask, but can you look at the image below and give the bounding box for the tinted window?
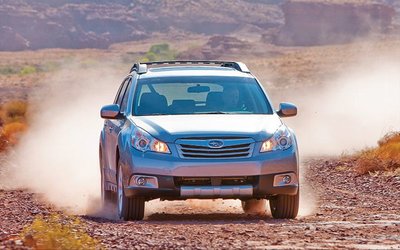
[113,81,124,104]
[116,77,130,106]
[133,76,272,116]
[120,79,132,113]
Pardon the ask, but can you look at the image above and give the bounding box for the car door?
[105,77,132,184]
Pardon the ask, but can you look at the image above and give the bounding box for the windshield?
[133,76,273,116]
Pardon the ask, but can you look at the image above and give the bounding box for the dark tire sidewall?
[117,163,127,220]
[269,190,300,219]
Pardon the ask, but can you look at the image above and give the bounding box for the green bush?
[141,43,177,62]
[0,66,19,75]
[0,63,58,75]
[149,43,170,54]
[19,65,37,75]
[39,61,61,72]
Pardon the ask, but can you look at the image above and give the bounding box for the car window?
[133,76,272,116]
[120,78,132,113]
[116,77,130,106]
[113,81,124,104]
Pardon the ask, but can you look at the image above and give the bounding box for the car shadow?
[145,212,280,225]
[82,212,292,225]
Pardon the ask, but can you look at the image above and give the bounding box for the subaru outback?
[99,61,299,220]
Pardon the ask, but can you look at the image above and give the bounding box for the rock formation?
[0,0,282,51]
[273,0,396,46]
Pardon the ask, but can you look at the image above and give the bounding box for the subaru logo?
[208,140,224,149]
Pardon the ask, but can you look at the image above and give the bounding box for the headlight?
[260,125,293,152]
[131,127,170,154]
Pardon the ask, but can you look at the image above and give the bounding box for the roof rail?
[129,60,250,74]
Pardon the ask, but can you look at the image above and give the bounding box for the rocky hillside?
[0,0,283,51]
[273,0,397,46]
[0,0,399,51]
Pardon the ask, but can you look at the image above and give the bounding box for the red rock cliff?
[274,1,396,46]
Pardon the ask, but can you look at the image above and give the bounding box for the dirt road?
[1,159,400,249]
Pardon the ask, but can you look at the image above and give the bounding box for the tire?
[269,191,299,219]
[117,163,145,221]
[241,199,266,215]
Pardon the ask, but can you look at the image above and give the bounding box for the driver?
[222,86,240,110]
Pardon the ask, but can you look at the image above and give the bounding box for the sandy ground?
[1,158,399,249]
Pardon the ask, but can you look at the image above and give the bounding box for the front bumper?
[124,173,298,200]
[121,141,299,200]
[122,141,298,177]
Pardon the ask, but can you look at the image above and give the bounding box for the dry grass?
[1,122,28,145]
[0,100,27,123]
[0,100,29,151]
[355,132,400,175]
[21,215,99,249]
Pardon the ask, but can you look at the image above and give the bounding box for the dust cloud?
[298,166,317,217]
[277,58,400,157]
[271,55,400,216]
[3,60,121,213]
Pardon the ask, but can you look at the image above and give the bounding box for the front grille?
[176,138,254,159]
[174,176,258,187]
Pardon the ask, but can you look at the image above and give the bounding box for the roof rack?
[129,60,250,74]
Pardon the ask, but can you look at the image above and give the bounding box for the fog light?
[136,177,147,186]
[282,175,291,184]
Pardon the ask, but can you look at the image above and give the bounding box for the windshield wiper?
[199,111,230,114]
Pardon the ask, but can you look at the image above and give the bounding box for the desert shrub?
[0,100,29,151]
[20,65,38,75]
[1,122,27,145]
[355,132,400,175]
[0,100,28,124]
[21,215,99,249]
[0,104,2,125]
[378,131,400,146]
[149,43,169,54]
[39,61,61,72]
[141,43,177,62]
[0,134,7,151]
[0,66,19,75]
[0,62,58,75]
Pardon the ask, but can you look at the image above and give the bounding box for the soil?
[1,158,399,249]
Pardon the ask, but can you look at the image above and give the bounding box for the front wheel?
[269,191,299,219]
[117,163,145,221]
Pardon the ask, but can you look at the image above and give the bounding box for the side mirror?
[277,102,297,117]
[101,104,121,119]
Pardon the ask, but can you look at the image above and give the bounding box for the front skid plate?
[180,185,253,198]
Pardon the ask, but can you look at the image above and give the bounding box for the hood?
[129,114,282,143]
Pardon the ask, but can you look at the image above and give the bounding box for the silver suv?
[99,61,299,220]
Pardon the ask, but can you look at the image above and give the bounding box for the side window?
[120,79,132,113]
[113,82,124,104]
[115,77,130,106]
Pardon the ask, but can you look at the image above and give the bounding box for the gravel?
[1,159,399,249]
